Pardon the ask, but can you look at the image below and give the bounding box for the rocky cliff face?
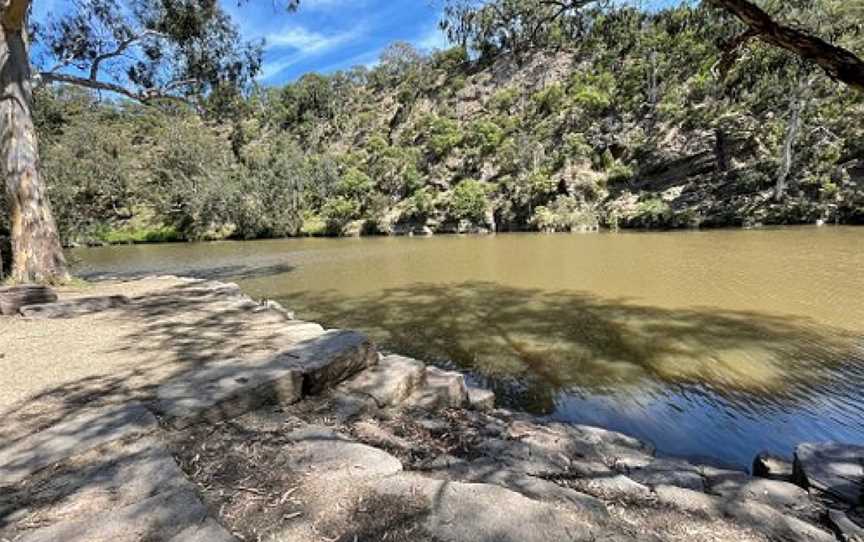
[294,45,864,234]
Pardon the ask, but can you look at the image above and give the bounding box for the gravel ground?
[0,276,299,441]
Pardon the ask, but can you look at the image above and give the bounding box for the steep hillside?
[16,3,864,245]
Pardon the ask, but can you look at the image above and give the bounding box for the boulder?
[753,450,794,481]
[404,366,469,409]
[285,330,378,395]
[339,354,426,406]
[467,386,495,411]
[794,442,864,506]
[710,474,819,519]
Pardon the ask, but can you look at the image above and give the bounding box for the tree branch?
[37,72,194,107]
[707,0,864,92]
[88,29,165,81]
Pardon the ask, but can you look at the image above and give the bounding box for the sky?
[31,0,684,87]
[222,0,449,84]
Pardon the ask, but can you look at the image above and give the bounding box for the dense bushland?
[10,1,864,246]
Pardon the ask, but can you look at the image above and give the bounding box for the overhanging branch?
[707,0,864,92]
[37,72,195,107]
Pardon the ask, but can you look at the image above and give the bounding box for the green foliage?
[465,119,505,156]
[321,197,361,235]
[530,196,598,232]
[32,0,864,244]
[532,84,565,116]
[449,180,489,223]
[421,115,464,158]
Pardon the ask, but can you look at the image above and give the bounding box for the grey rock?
[19,295,129,318]
[17,487,211,542]
[404,366,468,409]
[654,484,721,518]
[170,519,237,542]
[156,330,375,428]
[723,499,836,542]
[0,403,157,486]
[0,437,189,532]
[155,353,303,429]
[339,354,426,406]
[657,476,835,540]
[467,386,495,411]
[828,508,864,542]
[284,425,403,477]
[624,458,705,491]
[795,442,864,506]
[285,330,378,395]
[711,475,819,518]
[372,473,626,542]
[753,450,794,481]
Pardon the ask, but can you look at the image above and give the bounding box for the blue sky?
[31,0,685,87]
[222,0,449,84]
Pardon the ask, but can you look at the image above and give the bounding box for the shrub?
[450,179,489,223]
[465,119,505,156]
[532,84,565,116]
[530,196,598,232]
[321,197,360,234]
[423,115,464,158]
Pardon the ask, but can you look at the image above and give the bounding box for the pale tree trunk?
[775,79,806,202]
[1,1,69,284]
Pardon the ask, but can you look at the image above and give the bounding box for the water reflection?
[70,229,864,466]
[273,281,864,465]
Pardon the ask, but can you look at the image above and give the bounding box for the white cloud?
[261,24,365,80]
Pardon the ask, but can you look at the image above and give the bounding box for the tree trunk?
[1,5,69,284]
[775,82,805,202]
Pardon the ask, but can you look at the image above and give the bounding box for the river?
[69,227,864,468]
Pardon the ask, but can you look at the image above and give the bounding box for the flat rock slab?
[284,426,403,477]
[795,442,864,506]
[655,484,835,541]
[624,457,705,491]
[156,330,375,428]
[156,355,303,429]
[16,486,224,542]
[339,354,426,406]
[710,475,818,518]
[372,473,624,542]
[0,437,189,533]
[0,403,157,486]
[19,295,130,318]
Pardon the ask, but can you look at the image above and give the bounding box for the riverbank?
[1,277,861,541]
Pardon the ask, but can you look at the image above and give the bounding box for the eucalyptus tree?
[0,0,296,283]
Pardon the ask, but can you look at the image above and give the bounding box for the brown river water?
[70,227,864,468]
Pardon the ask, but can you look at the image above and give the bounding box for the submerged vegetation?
[8,0,864,246]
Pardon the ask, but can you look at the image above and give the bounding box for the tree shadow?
[281,281,864,415]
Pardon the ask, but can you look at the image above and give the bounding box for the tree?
[0,0,295,283]
[707,0,864,92]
